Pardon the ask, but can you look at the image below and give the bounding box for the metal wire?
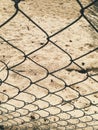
[0,0,98,130]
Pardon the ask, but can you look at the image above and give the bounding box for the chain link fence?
[0,0,98,130]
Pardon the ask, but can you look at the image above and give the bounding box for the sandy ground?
[0,0,98,130]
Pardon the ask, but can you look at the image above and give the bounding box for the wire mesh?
[0,0,98,130]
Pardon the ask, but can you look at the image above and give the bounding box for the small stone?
[51,79,53,82]
[3,90,6,92]
[69,40,72,42]
[30,115,35,120]
[82,62,85,66]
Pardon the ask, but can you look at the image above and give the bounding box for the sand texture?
[0,0,98,130]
